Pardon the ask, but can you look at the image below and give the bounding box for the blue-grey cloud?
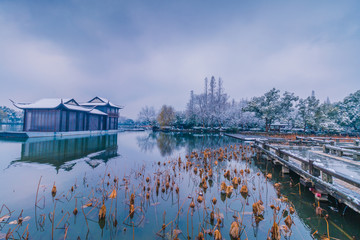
[0,0,360,118]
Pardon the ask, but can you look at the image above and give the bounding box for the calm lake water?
[0,131,359,239]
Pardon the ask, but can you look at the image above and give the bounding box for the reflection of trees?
[136,132,157,153]
[137,132,240,157]
[156,133,184,156]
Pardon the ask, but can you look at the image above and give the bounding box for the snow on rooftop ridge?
[11,98,107,115]
[15,98,63,109]
[90,108,108,115]
[88,96,109,103]
[98,97,109,103]
[64,98,79,105]
[80,97,122,109]
[12,97,122,112]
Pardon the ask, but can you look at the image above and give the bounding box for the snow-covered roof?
[11,98,108,115]
[64,98,79,106]
[89,108,108,116]
[80,96,123,109]
[65,104,94,112]
[13,98,63,109]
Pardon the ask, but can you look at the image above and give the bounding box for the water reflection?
[0,131,359,239]
[254,159,360,238]
[9,134,119,171]
[0,124,22,132]
[137,132,237,156]
[136,131,157,153]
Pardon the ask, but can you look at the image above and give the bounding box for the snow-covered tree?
[280,91,299,124]
[173,111,187,128]
[138,106,157,126]
[194,93,208,126]
[317,102,342,133]
[138,77,359,133]
[0,106,23,123]
[296,92,342,132]
[244,88,298,132]
[0,109,7,123]
[224,99,262,129]
[338,90,360,131]
[186,76,230,127]
[214,78,230,127]
[185,90,196,127]
[297,95,319,131]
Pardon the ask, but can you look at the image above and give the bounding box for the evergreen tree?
[244,88,298,132]
[338,90,360,131]
[297,94,319,131]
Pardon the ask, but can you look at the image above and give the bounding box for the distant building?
[269,122,290,132]
[12,97,122,132]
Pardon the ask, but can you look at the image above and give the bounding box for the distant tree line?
[0,106,23,124]
[136,76,360,134]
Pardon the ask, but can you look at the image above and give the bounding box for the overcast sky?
[1,0,360,118]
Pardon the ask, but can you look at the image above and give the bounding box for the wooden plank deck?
[225,133,285,142]
[224,133,266,141]
[310,150,360,167]
[225,134,360,210]
[254,140,360,214]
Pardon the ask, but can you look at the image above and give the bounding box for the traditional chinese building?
[12,97,122,132]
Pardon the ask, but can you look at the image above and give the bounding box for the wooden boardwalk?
[224,133,266,141]
[224,133,284,142]
[226,134,360,214]
[310,150,360,167]
[254,140,360,214]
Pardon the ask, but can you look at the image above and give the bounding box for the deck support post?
[275,149,281,158]
[301,162,309,171]
[322,172,333,184]
[353,154,360,161]
[336,150,343,157]
[309,160,314,175]
[323,145,329,153]
[282,165,289,174]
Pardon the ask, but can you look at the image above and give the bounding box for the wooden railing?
[323,144,360,160]
[254,140,360,213]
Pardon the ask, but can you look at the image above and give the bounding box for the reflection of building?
[10,134,119,171]
[12,97,122,132]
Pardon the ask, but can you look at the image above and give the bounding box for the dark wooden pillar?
[86,114,89,131]
[66,111,69,132]
[23,110,27,131]
[76,112,79,131]
[59,110,63,132]
[83,113,86,131]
